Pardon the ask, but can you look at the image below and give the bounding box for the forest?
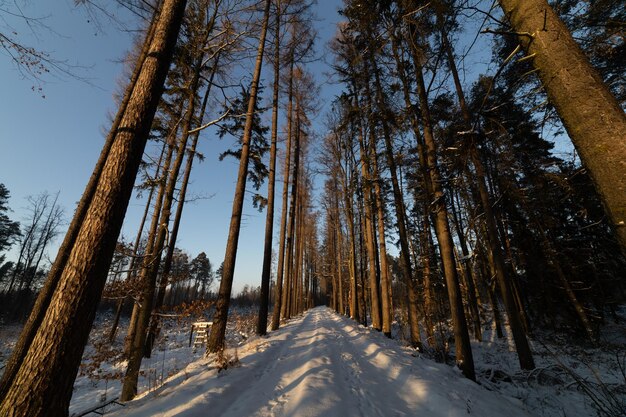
[0,0,625,416]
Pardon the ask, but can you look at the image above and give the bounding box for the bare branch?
[188,109,232,134]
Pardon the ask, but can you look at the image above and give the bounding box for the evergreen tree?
[0,184,20,278]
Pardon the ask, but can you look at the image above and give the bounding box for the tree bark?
[357,207,368,327]
[371,159,392,337]
[497,0,626,253]
[345,191,360,322]
[370,51,421,345]
[0,0,186,414]
[391,23,474,377]
[110,140,167,344]
[258,0,281,335]
[390,38,433,349]
[418,202,437,347]
[451,188,483,334]
[146,51,221,355]
[283,101,301,321]
[122,1,211,398]
[351,88,382,332]
[0,11,162,402]
[270,73,293,331]
[449,191,482,341]
[123,125,176,359]
[206,0,271,353]
[412,51,475,381]
[333,184,345,315]
[293,179,306,315]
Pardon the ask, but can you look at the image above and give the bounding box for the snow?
[104,307,533,417]
[68,320,200,416]
[3,306,625,416]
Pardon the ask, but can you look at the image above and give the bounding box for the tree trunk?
[329,207,338,312]
[108,296,125,343]
[0,0,186,414]
[122,7,210,397]
[439,19,533,368]
[370,142,392,336]
[352,90,382,332]
[206,0,271,353]
[110,140,166,344]
[146,52,220,354]
[413,54,475,381]
[293,183,306,315]
[270,60,294,331]
[390,22,474,378]
[538,223,596,342]
[345,194,360,322]
[279,57,297,322]
[370,51,421,346]
[449,192,482,341]
[418,203,436,347]
[498,0,626,253]
[0,9,160,394]
[333,187,345,315]
[354,192,369,327]
[257,0,281,336]
[124,125,176,359]
[283,103,301,321]
[479,238,504,338]
[391,37,432,349]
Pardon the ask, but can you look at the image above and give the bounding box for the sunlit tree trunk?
[270,63,293,330]
[387,39,429,349]
[333,183,345,315]
[369,55,418,342]
[356,204,368,326]
[294,180,306,315]
[0,12,162,400]
[0,0,186,414]
[206,0,271,353]
[109,141,166,344]
[497,0,626,253]
[122,26,210,395]
[146,55,220,355]
[345,192,360,322]
[279,57,296,322]
[283,101,302,320]
[147,2,222,341]
[370,157,392,337]
[257,0,281,336]
[123,124,176,359]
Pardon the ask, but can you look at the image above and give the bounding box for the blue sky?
[0,0,345,293]
[0,1,577,294]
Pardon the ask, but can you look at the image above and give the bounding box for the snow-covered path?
[110,307,532,417]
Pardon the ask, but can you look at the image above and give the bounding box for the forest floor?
[1,305,625,416]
